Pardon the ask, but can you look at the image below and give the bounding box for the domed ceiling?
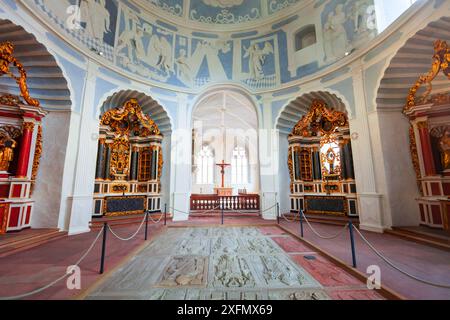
[20,0,415,93]
[136,0,302,28]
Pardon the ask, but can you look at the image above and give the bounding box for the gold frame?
[304,195,348,216]
[103,196,146,217]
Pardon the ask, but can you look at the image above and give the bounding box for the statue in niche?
[323,4,349,63]
[0,139,16,173]
[79,0,111,40]
[439,128,450,171]
[243,42,274,80]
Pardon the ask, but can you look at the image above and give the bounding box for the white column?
[259,96,279,220]
[350,65,385,232]
[170,93,192,221]
[65,60,100,235]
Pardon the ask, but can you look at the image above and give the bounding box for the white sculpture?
[244,42,274,80]
[323,4,349,63]
[116,7,142,61]
[79,0,111,40]
[176,49,193,85]
[149,34,174,73]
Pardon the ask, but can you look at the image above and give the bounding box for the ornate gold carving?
[288,146,294,185]
[111,183,129,193]
[157,146,163,180]
[290,99,347,138]
[0,203,9,234]
[23,122,35,131]
[416,121,428,130]
[409,125,423,195]
[0,42,40,107]
[30,126,43,194]
[437,127,450,171]
[0,125,21,172]
[405,40,450,112]
[110,137,130,179]
[101,99,162,138]
[0,94,24,106]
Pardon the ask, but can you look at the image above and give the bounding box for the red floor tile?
[290,253,362,287]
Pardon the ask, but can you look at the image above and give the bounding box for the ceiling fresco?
[28,0,384,92]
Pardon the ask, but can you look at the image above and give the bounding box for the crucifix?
[216,160,231,188]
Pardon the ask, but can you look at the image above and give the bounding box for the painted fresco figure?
[116,7,143,62]
[176,49,193,85]
[244,42,274,80]
[323,4,349,62]
[79,0,111,40]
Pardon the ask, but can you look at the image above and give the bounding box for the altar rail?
[190,194,260,211]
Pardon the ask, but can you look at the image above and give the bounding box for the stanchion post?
[144,211,149,241]
[164,203,167,226]
[299,209,304,238]
[348,220,357,268]
[276,203,280,224]
[221,205,224,225]
[99,222,108,274]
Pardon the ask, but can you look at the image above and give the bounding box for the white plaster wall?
[161,135,172,211]
[278,132,290,215]
[369,110,420,227]
[31,111,71,229]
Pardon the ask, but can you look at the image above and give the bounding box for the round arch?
[375,16,450,111]
[275,90,350,135]
[190,85,261,195]
[96,88,174,134]
[189,84,263,130]
[0,17,76,230]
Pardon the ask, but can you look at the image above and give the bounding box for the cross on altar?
[216,160,231,188]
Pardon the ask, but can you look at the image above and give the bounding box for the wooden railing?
[190,194,260,211]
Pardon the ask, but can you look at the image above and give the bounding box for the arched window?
[231,147,249,185]
[196,146,214,184]
[295,25,317,51]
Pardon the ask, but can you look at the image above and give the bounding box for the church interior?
[0,0,449,301]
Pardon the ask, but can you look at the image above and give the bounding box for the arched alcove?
[97,89,173,215]
[374,16,450,228]
[0,18,73,230]
[191,89,260,196]
[276,91,350,216]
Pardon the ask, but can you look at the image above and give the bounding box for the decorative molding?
[0,42,40,107]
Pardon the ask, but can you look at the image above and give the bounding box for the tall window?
[295,25,317,51]
[197,146,214,184]
[231,147,249,185]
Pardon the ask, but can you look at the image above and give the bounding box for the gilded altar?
[404,40,450,231]
[93,99,164,217]
[0,42,46,232]
[288,99,358,218]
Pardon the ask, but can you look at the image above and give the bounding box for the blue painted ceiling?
[141,0,302,26]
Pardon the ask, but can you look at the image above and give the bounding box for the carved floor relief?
[87,226,381,300]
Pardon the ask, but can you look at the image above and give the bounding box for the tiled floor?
[85,226,384,300]
[0,215,449,300]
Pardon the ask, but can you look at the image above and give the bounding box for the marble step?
[386,228,450,252]
[0,229,67,258]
